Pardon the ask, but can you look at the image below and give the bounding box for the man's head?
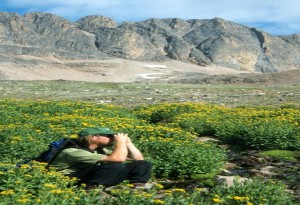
[77,127,118,148]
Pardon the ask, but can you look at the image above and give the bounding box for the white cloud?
[1,0,300,35]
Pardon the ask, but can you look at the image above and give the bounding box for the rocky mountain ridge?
[0,12,300,75]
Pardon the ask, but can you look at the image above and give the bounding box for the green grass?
[259,150,300,162]
[0,80,299,107]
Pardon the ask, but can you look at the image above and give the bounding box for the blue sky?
[0,0,299,36]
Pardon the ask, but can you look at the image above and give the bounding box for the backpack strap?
[46,138,78,164]
[34,138,79,169]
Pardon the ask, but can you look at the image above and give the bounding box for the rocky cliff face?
[0,12,299,72]
[0,12,105,58]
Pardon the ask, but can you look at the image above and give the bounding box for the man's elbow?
[99,155,127,162]
[111,157,127,162]
[135,156,144,160]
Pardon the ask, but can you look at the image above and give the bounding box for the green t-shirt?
[49,148,108,176]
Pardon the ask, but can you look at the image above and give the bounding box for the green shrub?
[172,113,221,136]
[206,178,295,205]
[133,102,220,123]
[214,119,300,150]
[138,139,226,179]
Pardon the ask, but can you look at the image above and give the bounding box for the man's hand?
[113,133,128,143]
[114,133,134,145]
[98,133,128,162]
[126,135,132,144]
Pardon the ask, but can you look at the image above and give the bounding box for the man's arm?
[98,133,128,162]
[126,136,144,160]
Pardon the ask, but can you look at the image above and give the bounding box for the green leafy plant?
[206,178,295,205]
[139,139,226,179]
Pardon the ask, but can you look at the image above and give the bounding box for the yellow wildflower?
[194,188,203,192]
[233,196,250,201]
[82,122,91,127]
[43,183,57,189]
[153,199,165,204]
[154,183,164,189]
[233,196,242,200]
[12,136,22,141]
[17,198,30,203]
[142,193,153,198]
[173,188,185,192]
[0,189,15,195]
[50,189,64,194]
[20,164,31,169]
[69,134,78,139]
[212,198,221,203]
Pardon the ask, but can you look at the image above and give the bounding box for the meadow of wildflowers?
[0,99,298,204]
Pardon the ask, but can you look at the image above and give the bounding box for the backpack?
[16,138,78,168]
[35,138,78,164]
